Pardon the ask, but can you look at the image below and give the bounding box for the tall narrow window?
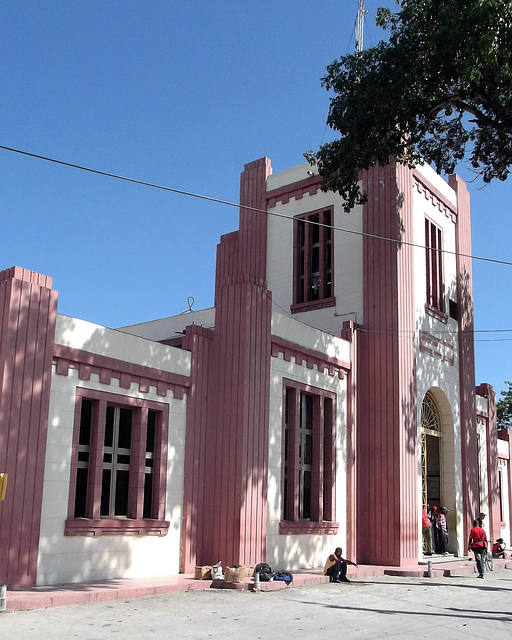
[298,393,314,519]
[101,406,132,517]
[281,381,337,534]
[425,218,445,313]
[293,208,334,312]
[143,410,156,518]
[498,467,504,522]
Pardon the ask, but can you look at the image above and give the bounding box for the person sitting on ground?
[324,547,358,583]
[492,538,507,559]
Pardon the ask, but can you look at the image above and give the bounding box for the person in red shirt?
[468,519,488,578]
[422,507,433,555]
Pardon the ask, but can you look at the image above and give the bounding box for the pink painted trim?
[64,519,169,537]
[419,331,454,352]
[239,156,272,283]
[0,265,53,288]
[291,297,336,314]
[413,170,457,220]
[419,331,455,366]
[424,304,448,322]
[266,174,323,208]
[53,344,189,398]
[279,521,339,535]
[271,336,350,378]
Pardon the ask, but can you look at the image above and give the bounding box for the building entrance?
[421,391,443,508]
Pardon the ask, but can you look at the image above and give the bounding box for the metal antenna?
[355,0,365,53]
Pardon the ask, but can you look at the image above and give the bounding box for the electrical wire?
[2,144,512,344]
[1,144,511,268]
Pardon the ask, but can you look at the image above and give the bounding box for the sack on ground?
[194,565,213,580]
[274,570,293,585]
[224,566,254,583]
[253,562,274,582]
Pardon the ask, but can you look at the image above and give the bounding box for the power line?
[271,296,512,344]
[3,143,511,346]
[1,144,512,268]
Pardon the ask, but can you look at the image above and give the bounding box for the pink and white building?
[0,156,509,589]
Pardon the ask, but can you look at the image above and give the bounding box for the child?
[492,538,506,559]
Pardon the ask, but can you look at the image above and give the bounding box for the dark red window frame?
[425,217,446,316]
[291,207,335,313]
[65,388,169,537]
[280,379,338,535]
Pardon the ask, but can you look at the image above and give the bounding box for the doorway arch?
[420,387,459,554]
[421,390,443,508]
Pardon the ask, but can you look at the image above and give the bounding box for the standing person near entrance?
[430,506,440,552]
[436,507,449,555]
[324,547,358,583]
[468,519,488,578]
[422,507,433,555]
[476,512,486,528]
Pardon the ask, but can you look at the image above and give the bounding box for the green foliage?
[306,1,512,212]
[497,381,512,430]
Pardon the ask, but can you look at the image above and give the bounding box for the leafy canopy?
[497,381,512,430]
[306,0,512,211]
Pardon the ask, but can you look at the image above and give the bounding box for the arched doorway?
[420,391,443,508]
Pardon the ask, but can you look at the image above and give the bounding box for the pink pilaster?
[449,174,479,542]
[180,325,214,572]
[358,162,418,566]
[0,267,58,588]
[476,383,500,542]
[182,159,273,570]
[239,157,272,281]
[207,275,272,565]
[341,321,359,562]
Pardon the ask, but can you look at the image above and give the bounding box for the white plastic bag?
[211,561,224,580]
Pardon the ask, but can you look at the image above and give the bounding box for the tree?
[306,1,512,212]
[497,381,512,430]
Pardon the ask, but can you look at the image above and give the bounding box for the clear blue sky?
[1,1,510,397]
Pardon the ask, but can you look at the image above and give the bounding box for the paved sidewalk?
[4,555,508,612]
[1,564,512,640]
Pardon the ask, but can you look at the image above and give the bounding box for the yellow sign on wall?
[0,473,7,501]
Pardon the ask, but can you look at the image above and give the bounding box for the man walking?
[468,519,488,578]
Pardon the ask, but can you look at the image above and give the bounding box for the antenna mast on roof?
[355,0,366,53]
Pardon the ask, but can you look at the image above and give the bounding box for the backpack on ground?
[253,562,274,582]
[274,570,293,585]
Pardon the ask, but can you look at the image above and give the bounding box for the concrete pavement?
[3,555,509,611]
[1,564,511,639]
